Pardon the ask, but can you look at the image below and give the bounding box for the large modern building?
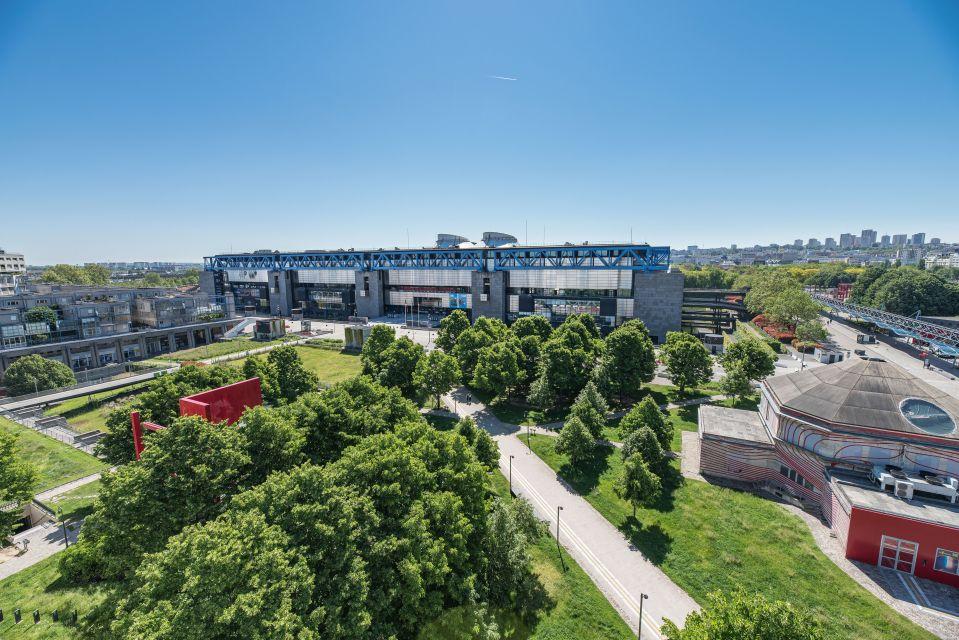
[0,249,26,297]
[202,234,683,341]
[699,357,959,588]
[0,286,238,377]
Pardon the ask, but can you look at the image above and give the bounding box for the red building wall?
[179,377,262,424]
[845,507,959,588]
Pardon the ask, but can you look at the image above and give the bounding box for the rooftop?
[699,404,773,446]
[765,357,959,440]
[834,478,959,530]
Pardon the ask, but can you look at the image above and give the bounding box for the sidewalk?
[446,388,699,638]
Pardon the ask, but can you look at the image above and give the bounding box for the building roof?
[834,479,959,530]
[699,404,773,445]
[765,357,959,440]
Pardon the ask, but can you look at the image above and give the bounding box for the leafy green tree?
[555,415,595,467]
[39,264,91,285]
[660,331,713,394]
[593,320,656,402]
[516,334,543,387]
[803,263,857,288]
[661,588,826,640]
[436,309,470,352]
[615,453,661,518]
[529,334,594,406]
[237,406,305,486]
[415,348,461,408]
[855,267,959,316]
[23,305,58,330]
[456,415,478,444]
[764,288,821,329]
[482,496,544,608]
[620,396,673,451]
[472,340,525,401]
[376,336,425,399]
[62,415,252,581]
[849,264,889,303]
[0,429,37,538]
[453,318,509,383]
[621,426,665,472]
[511,315,553,341]
[795,320,828,347]
[472,429,499,470]
[2,353,76,396]
[96,365,243,464]
[719,363,755,402]
[569,380,608,439]
[742,270,801,315]
[721,336,776,384]
[360,324,395,376]
[84,264,111,285]
[267,344,319,402]
[281,375,422,463]
[112,509,317,640]
[242,354,278,403]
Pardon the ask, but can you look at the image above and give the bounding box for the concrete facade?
[470,271,507,321]
[268,270,295,316]
[354,270,385,318]
[632,271,684,342]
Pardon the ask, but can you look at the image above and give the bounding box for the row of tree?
[39,263,112,286]
[851,264,959,316]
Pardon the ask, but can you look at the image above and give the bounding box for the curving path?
[446,388,698,638]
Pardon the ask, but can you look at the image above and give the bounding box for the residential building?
[880,235,891,247]
[893,234,908,246]
[839,233,856,249]
[913,233,927,246]
[860,229,877,247]
[0,249,26,297]
[807,238,821,249]
[824,237,837,249]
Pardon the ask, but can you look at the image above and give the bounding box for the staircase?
[222,318,256,340]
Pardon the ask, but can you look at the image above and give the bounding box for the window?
[934,549,959,575]
[879,535,918,574]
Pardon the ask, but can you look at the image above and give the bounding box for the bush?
[2,354,76,395]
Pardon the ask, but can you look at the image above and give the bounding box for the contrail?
[488,75,518,81]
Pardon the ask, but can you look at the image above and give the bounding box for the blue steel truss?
[204,245,670,272]
[813,293,959,357]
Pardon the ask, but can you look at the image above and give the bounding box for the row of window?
[779,464,816,491]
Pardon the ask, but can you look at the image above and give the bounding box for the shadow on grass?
[621,520,673,565]
[556,447,612,495]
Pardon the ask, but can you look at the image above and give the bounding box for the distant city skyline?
[3,1,959,264]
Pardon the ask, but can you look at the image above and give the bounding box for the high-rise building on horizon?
[824,237,837,249]
[912,233,926,246]
[880,235,891,247]
[860,229,877,247]
[793,239,803,248]
[807,238,821,248]
[839,233,856,249]
[892,234,908,246]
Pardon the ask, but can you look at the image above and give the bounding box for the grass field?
[156,335,299,362]
[44,480,103,524]
[422,472,634,640]
[0,554,110,640]
[42,384,149,434]
[525,434,935,640]
[228,344,362,386]
[0,417,108,492]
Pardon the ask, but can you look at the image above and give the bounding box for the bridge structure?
[204,244,671,272]
[681,289,748,333]
[812,293,959,357]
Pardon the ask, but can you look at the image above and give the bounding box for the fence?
[0,364,172,407]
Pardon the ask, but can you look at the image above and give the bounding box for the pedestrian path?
[446,388,698,638]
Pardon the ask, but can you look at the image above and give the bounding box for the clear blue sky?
[2,1,958,264]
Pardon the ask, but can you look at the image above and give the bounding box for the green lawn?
[421,472,634,640]
[0,417,108,492]
[424,413,460,431]
[42,384,149,434]
[0,555,110,640]
[228,345,362,387]
[157,335,299,362]
[44,480,103,524]
[525,435,935,640]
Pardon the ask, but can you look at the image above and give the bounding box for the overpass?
[681,289,748,333]
[812,293,959,357]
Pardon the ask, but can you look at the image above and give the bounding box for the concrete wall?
[354,271,385,318]
[632,270,684,342]
[268,270,294,316]
[470,271,507,321]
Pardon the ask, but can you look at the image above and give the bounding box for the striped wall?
[699,435,777,482]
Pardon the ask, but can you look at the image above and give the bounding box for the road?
[446,388,699,638]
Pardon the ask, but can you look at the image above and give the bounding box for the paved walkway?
[35,471,106,504]
[446,388,698,638]
[0,367,177,411]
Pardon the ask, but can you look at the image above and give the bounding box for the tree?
[660,332,712,394]
[721,337,776,384]
[482,496,544,608]
[569,381,608,439]
[615,453,661,518]
[621,426,665,471]
[415,348,461,408]
[593,320,656,402]
[436,309,470,352]
[453,318,509,383]
[2,354,76,396]
[376,336,425,399]
[0,429,36,538]
[360,324,395,376]
[661,588,826,640]
[854,267,959,316]
[529,334,594,406]
[511,315,553,341]
[619,396,673,451]
[472,340,525,401]
[742,270,801,315]
[472,429,499,470]
[112,510,317,640]
[39,263,111,286]
[516,334,543,388]
[719,363,755,402]
[555,416,595,467]
[764,288,821,329]
[237,406,305,486]
[23,305,58,330]
[267,345,319,402]
[243,354,278,403]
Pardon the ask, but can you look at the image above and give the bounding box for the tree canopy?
[23,305,58,329]
[620,396,673,452]
[660,331,712,393]
[2,353,76,396]
[360,324,396,377]
[40,263,111,286]
[436,309,470,352]
[0,428,37,538]
[375,336,425,400]
[662,589,825,640]
[414,348,461,408]
[721,337,776,384]
[472,339,525,401]
[556,415,595,467]
[615,453,661,519]
[592,320,656,402]
[851,266,959,316]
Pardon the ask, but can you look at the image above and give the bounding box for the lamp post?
[526,425,531,453]
[637,593,648,640]
[555,505,564,542]
[509,455,515,496]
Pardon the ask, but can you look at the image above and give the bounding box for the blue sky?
[1,1,958,263]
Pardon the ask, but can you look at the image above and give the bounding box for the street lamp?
[526,424,531,453]
[637,593,649,640]
[509,455,515,496]
[555,505,564,542]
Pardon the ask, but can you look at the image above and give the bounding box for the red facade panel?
[178,377,263,425]
[846,507,959,588]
